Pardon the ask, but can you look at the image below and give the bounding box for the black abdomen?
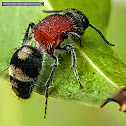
[9,45,42,99]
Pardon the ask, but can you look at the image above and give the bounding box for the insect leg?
[68,32,83,47]
[57,44,83,88]
[44,53,58,118]
[22,22,35,45]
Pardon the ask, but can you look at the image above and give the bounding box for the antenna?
[100,98,119,108]
[89,23,115,46]
[43,10,63,14]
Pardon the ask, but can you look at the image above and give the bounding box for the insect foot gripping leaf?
[101,87,126,112]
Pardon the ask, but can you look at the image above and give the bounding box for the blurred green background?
[0,0,126,126]
[108,0,126,64]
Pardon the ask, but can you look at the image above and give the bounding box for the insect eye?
[83,18,85,22]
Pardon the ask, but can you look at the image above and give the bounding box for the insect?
[9,38,56,118]
[101,87,126,112]
[9,45,43,99]
[22,8,115,118]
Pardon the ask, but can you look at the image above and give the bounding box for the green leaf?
[35,0,126,107]
[1,0,126,126]
[1,78,126,126]
[1,0,126,109]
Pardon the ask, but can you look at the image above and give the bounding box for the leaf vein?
[76,44,119,89]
